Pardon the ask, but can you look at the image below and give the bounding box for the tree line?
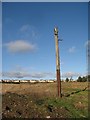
[65,75,90,82]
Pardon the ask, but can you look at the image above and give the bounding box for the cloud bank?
[2,71,54,79]
[5,40,37,53]
[1,71,83,79]
[19,24,38,39]
[62,72,82,78]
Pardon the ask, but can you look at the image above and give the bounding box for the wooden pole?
[54,27,61,97]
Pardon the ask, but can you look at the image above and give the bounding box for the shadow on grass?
[62,86,88,97]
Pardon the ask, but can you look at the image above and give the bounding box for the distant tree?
[70,76,73,82]
[77,76,82,82]
[77,76,88,82]
[19,80,20,84]
[66,78,69,82]
[82,76,87,82]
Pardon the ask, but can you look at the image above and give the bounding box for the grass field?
[2,82,88,118]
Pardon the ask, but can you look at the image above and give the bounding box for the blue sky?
[0,1,2,77]
[2,2,88,80]
[2,0,89,2]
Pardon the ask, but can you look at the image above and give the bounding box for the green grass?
[20,82,88,118]
[45,90,88,118]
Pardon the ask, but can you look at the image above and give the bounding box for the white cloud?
[5,40,37,53]
[2,71,54,79]
[68,46,76,53]
[1,65,54,79]
[19,24,30,32]
[30,72,54,78]
[62,72,82,78]
[1,70,83,79]
[1,65,83,79]
[19,24,38,39]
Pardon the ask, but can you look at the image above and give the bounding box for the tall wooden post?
[54,27,61,97]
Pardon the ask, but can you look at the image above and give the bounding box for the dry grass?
[2,82,88,97]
